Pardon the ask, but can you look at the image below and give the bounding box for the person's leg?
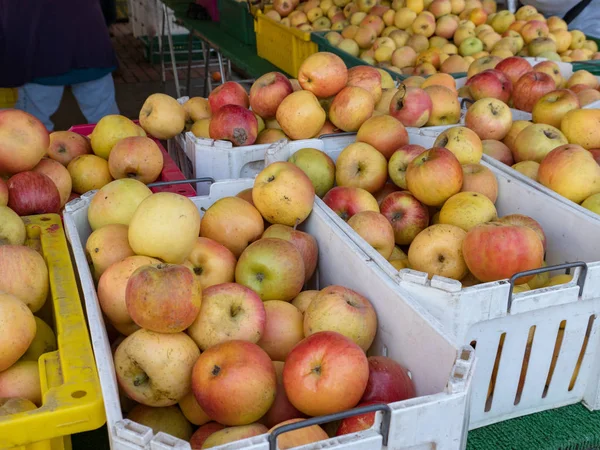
[14,83,65,131]
[71,72,120,124]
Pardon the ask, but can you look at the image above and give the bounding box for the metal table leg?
[186,32,193,97]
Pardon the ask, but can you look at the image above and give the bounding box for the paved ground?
[52,21,212,130]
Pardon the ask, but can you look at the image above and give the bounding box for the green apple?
[459,37,483,56]
[288,148,336,198]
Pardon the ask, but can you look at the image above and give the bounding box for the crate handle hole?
[40,217,51,221]
[569,314,596,391]
[71,390,87,399]
[543,320,566,398]
[514,325,536,406]
[484,333,505,413]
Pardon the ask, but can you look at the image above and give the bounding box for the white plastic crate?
[63,180,474,450]
[267,136,600,429]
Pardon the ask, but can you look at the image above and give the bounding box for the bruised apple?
[209,105,258,147]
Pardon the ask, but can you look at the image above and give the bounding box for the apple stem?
[293,218,300,230]
[133,372,149,386]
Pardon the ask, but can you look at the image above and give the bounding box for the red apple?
[380,191,429,245]
[108,136,164,184]
[0,109,49,174]
[47,131,92,166]
[209,105,258,146]
[322,186,380,221]
[495,57,532,86]
[389,86,433,127]
[466,69,512,103]
[336,401,381,436]
[482,139,514,165]
[298,52,348,98]
[208,81,249,112]
[189,422,226,449]
[497,214,547,252]
[405,147,463,206]
[512,71,556,113]
[347,66,383,103]
[329,86,375,132]
[192,340,277,426]
[373,182,401,206]
[361,356,416,403]
[31,158,72,207]
[261,361,305,428]
[462,222,544,284]
[347,211,395,259]
[7,171,61,216]
[250,72,294,119]
[283,331,369,416]
[126,263,202,333]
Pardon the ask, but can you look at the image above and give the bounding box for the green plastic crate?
[140,35,205,64]
[311,31,467,81]
[218,0,256,47]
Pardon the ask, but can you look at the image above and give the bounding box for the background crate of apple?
[265,132,600,431]
[0,214,105,450]
[64,179,474,450]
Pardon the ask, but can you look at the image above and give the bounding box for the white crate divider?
[266,134,600,429]
[64,179,474,450]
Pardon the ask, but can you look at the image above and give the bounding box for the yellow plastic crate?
[0,88,17,109]
[255,11,317,78]
[0,214,105,450]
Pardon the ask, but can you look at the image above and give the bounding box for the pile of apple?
[0,103,179,220]
[265,0,337,31]
[0,243,59,416]
[86,162,416,447]
[319,0,598,76]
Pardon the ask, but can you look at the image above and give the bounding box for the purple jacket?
[0,0,119,87]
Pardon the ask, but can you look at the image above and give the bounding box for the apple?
[200,196,264,258]
[269,418,329,449]
[107,136,164,184]
[459,36,483,56]
[533,61,564,88]
[538,144,600,203]
[360,355,416,404]
[323,186,379,221]
[183,97,211,123]
[502,120,531,155]
[0,361,41,406]
[347,211,395,258]
[346,66,383,103]
[497,214,547,252]
[257,301,304,361]
[209,104,258,147]
[513,123,568,163]
[329,86,375,132]
[127,405,193,441]
[380,191,429,245]
[388,144,426,188]
[183,237,237,290]
[590,149,600,166]
[0,206,26,245]
[208,81,249,112]
[129,193,201,264]
[356,115,408,160]
[433,126,483,165]
[90,114,141,159]
[187,282,265,350]
[406,147,463,206]
[139,93,186,140]
[520,20,549,44]
[31,158,72,207]
[0,109,48,174]
[85,224,135,281]
[512,161,540,180]
[408,223,468,280]
[192,340,276,425]
[114,329,200,406]
[98,255,161,335]
[0,292,36,371]
[0,178,7,207]
[561,109,600,150]
[461,163,498,203]
[462,222,544,284]
[577,89,600,107]
[262,224,318,283]
[391,46,417,69]
[7,171,60,216]
[361,15,385,35]
[466,69,512,103]
[304,285,377,352]
[256,128,288,144]
[191,118,211,138]
[512,71,556,113]
[466,55,502,78]
[190,423,226,449]
[582,193,600,214]
[567,70,599,90]
[202,424,269,448]
[288,147,336,198]
[283,331,369,416]
[531,89,580,129]
[126,263,202,333]
[47,131,92,166]
[87,178,152,230]
[439,191,497,231]
[253,161,315,227]
[0,398,37,415]
[249,72,293,119]
[424,85,461,126]
[388,86,432,128]
[276,90,327,139]
[179,391,211,426]
[335,142,388,193]
[291,290,319,313]
[67,154,113,194]
[465,98,512,141]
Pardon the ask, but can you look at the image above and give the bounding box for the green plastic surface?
[218,0,257,46]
